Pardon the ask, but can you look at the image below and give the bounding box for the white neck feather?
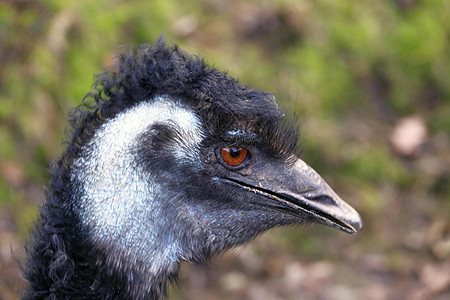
[71,95,203,273]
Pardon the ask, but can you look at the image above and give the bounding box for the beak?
[223,158,363,234]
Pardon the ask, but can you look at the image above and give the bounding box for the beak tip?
[347,212,363,234]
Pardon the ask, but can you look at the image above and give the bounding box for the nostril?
[310,194,335,206]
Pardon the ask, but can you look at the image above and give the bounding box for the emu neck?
[24,206,179,299]
[24,96,203,299]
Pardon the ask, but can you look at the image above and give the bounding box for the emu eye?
[220,147,249,166]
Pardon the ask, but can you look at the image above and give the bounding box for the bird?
[23,38,362,299]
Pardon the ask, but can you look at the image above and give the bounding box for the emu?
[23,39,362,299]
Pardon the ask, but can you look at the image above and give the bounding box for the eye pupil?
[230,147,241,157]
[220,147,248,167]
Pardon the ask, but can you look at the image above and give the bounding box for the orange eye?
[220,147,248,166]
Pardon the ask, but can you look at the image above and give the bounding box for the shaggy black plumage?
[23,38,362,299]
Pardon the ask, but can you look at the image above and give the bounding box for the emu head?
[67,40,362,294]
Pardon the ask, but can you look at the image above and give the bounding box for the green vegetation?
[1,0,448,299]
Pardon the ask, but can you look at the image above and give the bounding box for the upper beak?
[224,158,363,234]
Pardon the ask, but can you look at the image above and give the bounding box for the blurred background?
[0,0,449,299]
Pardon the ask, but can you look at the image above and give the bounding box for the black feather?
[23,38,303,299]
